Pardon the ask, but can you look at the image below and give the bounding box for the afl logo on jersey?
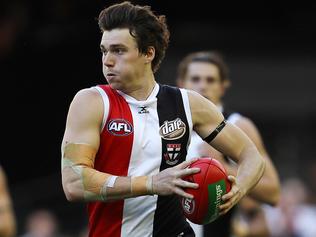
[107,119,133,136]
[159,118,186,140]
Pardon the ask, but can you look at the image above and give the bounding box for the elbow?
[270,192,280,206]
[63,182,83,202]
[62,174,84,202]
[63,185,77,202]
[268,182,281,206]
[262,188,280,206]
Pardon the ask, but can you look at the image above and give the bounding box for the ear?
[223,79,231,90]
[145,46,155,64]
[176,78,184,88]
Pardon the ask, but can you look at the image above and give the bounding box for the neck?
[125,72,156,101]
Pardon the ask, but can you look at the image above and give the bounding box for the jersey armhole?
[180,88,193,149]
[93,86,109,132]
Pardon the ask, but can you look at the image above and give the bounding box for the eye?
[206,77,216,84]
[113,48,125,55]
[191,76,201,83]
[100,49,108,55]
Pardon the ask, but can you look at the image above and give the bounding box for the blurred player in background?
[177,51,280,237]
[0,166,16,237]
[61,2,265,237]
[20,209,68,237]
[263,178,316,237]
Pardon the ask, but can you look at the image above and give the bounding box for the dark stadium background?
[1,0,316,235]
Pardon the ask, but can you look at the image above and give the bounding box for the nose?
[102,52,115,67]
[198,78,208,91]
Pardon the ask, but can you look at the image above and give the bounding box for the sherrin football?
[181,158,231,224]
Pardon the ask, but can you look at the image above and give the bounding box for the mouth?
[105,72,118,81]
[106,72,117,77]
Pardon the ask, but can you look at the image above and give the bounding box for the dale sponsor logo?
[159,118,186,140]
[107,119,133,136]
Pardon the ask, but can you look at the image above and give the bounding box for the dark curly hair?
[98,1,170,73]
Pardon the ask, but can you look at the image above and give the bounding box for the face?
[182,62,225,104]
[100,28,148,92]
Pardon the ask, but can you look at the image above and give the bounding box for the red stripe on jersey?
[87,85,134,237]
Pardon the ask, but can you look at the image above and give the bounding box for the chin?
[108,82,125,92]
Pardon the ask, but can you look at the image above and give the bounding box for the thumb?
[227,175,236,183]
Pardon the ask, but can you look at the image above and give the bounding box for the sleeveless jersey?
[87,83,195,237]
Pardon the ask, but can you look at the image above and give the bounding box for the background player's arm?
[235,118,280,205]
[61,89,199,202]
[232,197,270,237]
[188,90,265,214]
[0,167,16,237]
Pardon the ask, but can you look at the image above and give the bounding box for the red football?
[181,158,231,224]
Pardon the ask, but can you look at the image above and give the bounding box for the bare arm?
[235,117,280,205]
[188,90,265,214]
[61,89,199,202]
[0,167,16,237]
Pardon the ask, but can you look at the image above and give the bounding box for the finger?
[176,167,200,178]
[173,187,194,199]
[222,189,235,201]
[220,193,240,211]
[219,207,231,216]
[176,158,198,169]
[173,179,199,189]
[219,199,235,215]
[219,199,234,211]
[227,175,236,183]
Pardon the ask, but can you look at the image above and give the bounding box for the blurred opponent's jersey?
[88,83,195,237]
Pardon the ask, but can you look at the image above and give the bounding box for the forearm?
[236,145,265,196]
[62,166,153,202]
[62,143,153,202]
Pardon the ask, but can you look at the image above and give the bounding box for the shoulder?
[72,87,102,103]
[70,88,103,111]
[186,89,218,113]
[186,90,223,128]
[67,88,104,124]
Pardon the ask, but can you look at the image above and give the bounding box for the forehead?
[187,62,220,77]
[100,28,137,48]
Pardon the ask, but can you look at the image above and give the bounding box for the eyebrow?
[100,44,127,50]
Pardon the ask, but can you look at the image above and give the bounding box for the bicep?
[210,123,254,162]
[189,90,224,139]
[62,89,103,151]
